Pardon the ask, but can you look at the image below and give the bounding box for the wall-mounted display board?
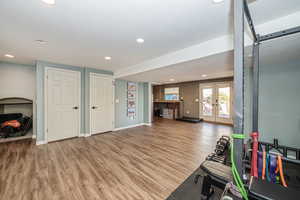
[127,82,137,120]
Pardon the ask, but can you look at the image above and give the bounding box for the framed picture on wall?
[128,99,136,108]
[127,82,137,119]
[127,90,136,98]
[127,108,136,119]
[127,82,137,91]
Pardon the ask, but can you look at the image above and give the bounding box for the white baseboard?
[113,123,147,131]
[79,132,91,137]
[32,134,36,139]
[84,133,91,137]
[36,140,47,145]
[144,123,152,126]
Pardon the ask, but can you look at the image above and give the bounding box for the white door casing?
[45,67,81,143]
[89,73,114,135]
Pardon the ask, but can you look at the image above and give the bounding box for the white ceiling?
[124,22,300,84]
[0,0,232,70]
[123,51,234,84]
[125,31,300,84]
[1,0,300,74]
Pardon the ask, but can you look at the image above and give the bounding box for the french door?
[199,82,233,124]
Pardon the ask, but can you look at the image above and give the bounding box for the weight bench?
[195,160,233,199]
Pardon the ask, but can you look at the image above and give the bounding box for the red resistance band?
[251,132,259,178]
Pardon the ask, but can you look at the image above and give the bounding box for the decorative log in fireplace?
[0,97,33,142]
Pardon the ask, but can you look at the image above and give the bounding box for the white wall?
[0,62,36,136]
[0,62,36,100]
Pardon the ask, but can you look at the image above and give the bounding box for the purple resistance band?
[258,152,263,178]
[269,154,277,183]
[265,154,271,181]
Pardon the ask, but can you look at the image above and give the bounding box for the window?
[164,87,179,100]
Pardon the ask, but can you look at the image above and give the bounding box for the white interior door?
[199,82,233,124]
[46,68,81,142]
[90,73,114,134]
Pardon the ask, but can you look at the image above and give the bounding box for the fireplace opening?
[0,97,33,142]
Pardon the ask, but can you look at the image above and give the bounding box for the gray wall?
[258,60,300,148]
[114,80,149,128]
[244,60,300,148]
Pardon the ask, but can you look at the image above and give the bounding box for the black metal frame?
[234,0,300,178]
[233,0,245,178]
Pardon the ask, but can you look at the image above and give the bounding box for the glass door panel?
[202,88,213,116]
[200,84,216,122]
[217,87,230,118]
[216,83,233,124]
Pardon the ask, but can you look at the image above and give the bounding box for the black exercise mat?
[166,166,222,200]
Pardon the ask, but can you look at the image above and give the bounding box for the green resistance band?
[231,133,248,200]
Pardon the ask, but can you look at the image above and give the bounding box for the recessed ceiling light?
[213,0,224,3]
[35,40,47,44]
[169,78,175,82]
[42,0,55,5]
[104,56,111,60]
[202,74,207,77]
[4,54,14,58]
[136,38,144,43]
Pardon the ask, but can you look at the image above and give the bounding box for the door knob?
[92,106,98,109]
[73,106,79,110]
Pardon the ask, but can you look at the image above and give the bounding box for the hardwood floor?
[0,119,232,200]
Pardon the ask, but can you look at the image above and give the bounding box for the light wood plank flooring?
[0,119,232,200]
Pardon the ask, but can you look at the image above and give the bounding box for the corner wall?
[114,80,150,129]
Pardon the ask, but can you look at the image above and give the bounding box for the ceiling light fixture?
[202,74,207,78]
[42,0,55,5]
[104,56,111,60]
[4,54,15,58]
[35,40,47,44]
[136,38,144,43]
[212,0,224,3]
[169,78,175,82]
